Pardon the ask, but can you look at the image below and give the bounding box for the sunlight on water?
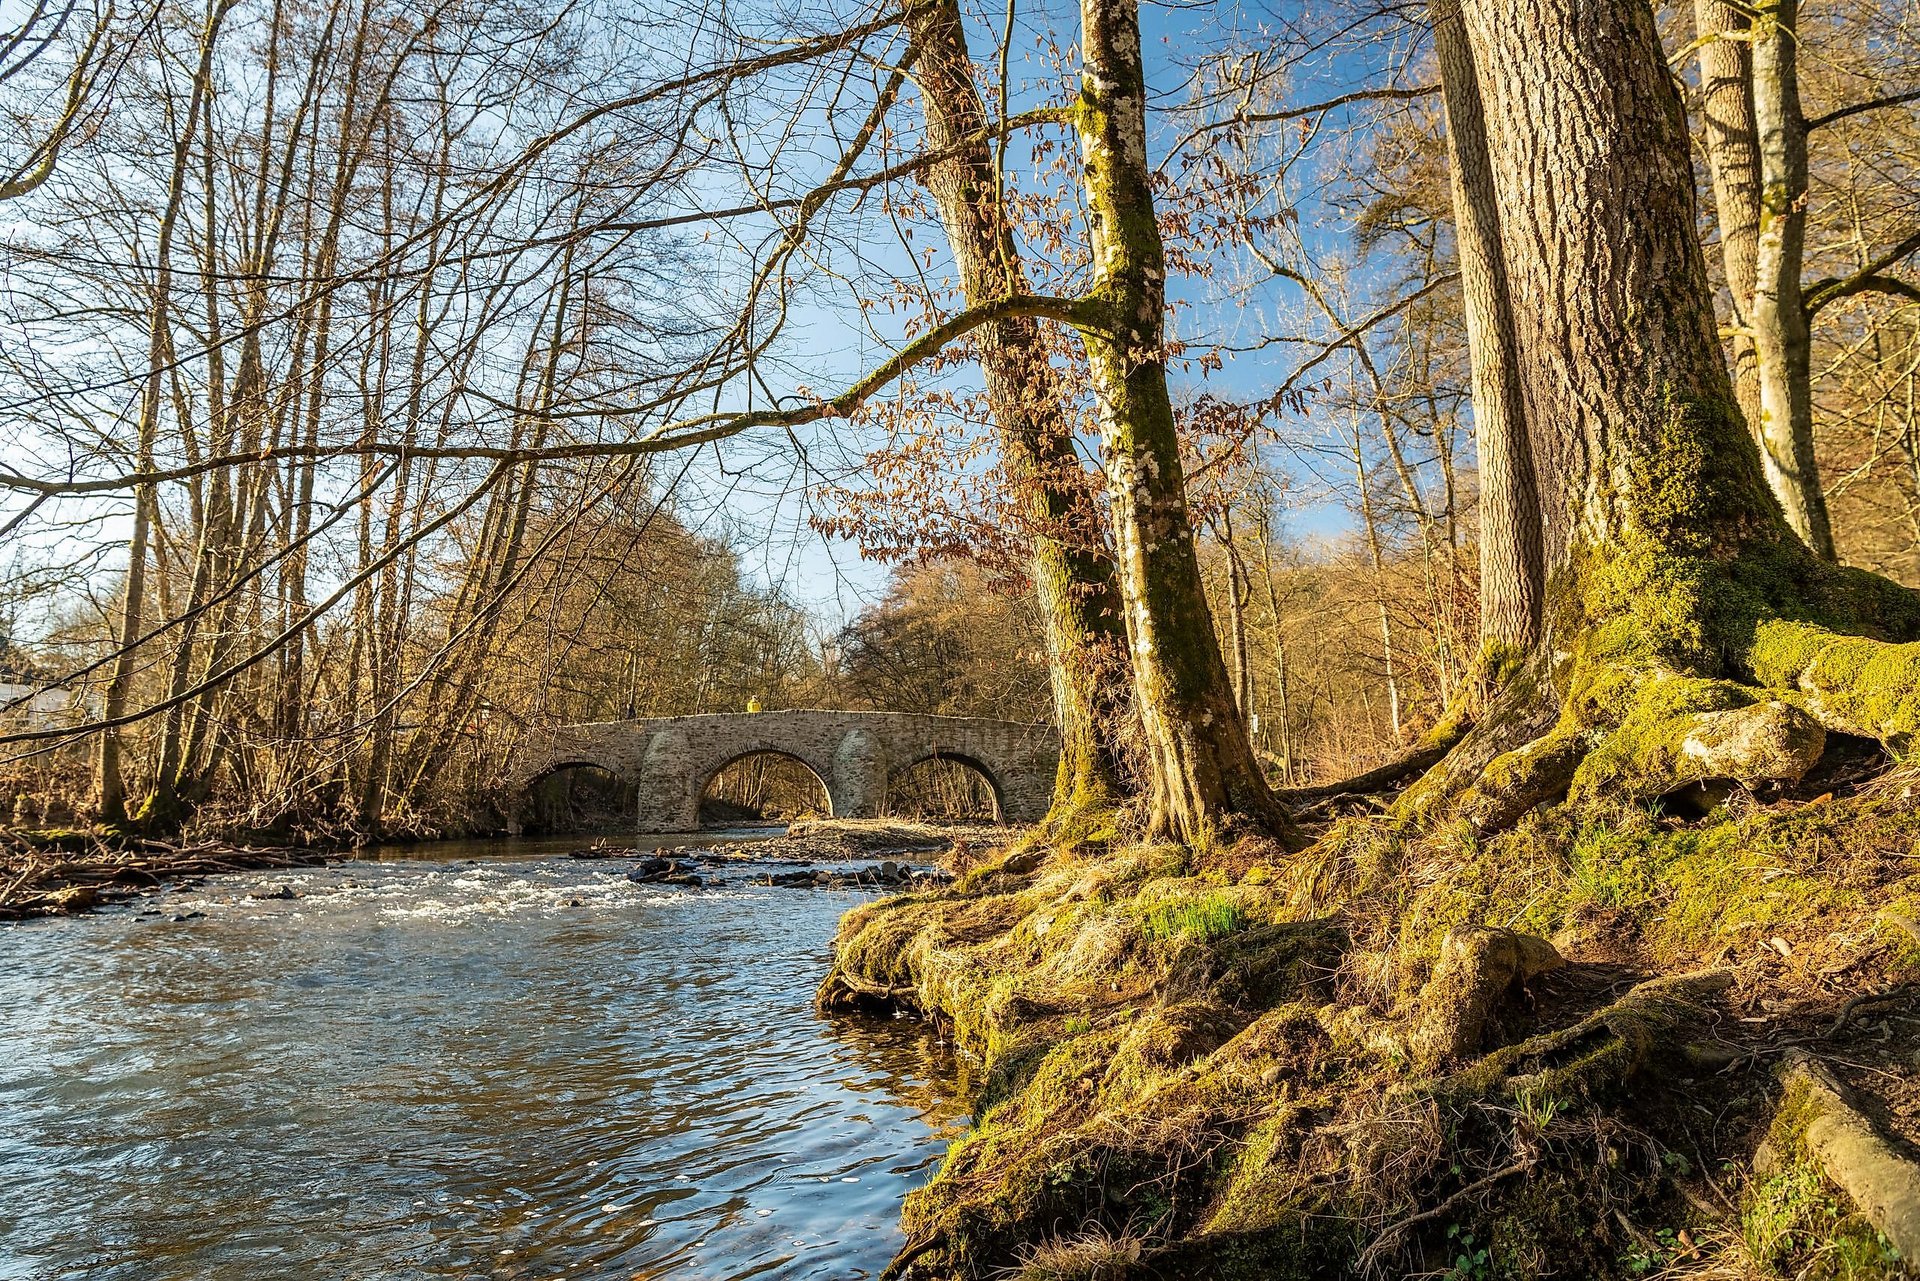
[0,846,963,1280]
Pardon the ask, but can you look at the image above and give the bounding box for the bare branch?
[1805,227,1920,316]
[1806,88,1920,132]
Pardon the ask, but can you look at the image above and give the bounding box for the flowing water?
[0,837,965,1280]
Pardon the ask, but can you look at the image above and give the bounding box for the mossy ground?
[821,772,1920,1280]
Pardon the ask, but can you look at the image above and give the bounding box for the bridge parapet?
[508,709,1058,833]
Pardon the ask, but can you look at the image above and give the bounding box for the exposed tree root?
[1751,619,1920,749]
[1393,663,1563,820]
[1762,1049,1920,1261]
[1439,969,1734,1103]
[820,644,1920,1280]
[1279,713,1472,807]
[1422,647,1856,838]
[1409,927,1565,1070]
[1568,674,1827,805]
[1454,723,1591,833]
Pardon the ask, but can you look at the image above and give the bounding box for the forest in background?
[0,0,1912,842]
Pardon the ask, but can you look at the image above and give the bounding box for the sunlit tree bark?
[1693,0,1763,430]
[1693,0,1836,559]
[1068,0,1292,841]
[907,0,1133,821]
[1423,0,1920,830]
[1431,0,1542,656]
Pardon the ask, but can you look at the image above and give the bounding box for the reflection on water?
[0,846,963,1280]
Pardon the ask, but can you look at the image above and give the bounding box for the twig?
[1356,1159,1536,1276]
[1827,983,1919,1039]
[0,859,41,906]
[879,1233,940,1281]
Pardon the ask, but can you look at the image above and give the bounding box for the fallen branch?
[823,969,921,1006]
[1280,723,1467,805]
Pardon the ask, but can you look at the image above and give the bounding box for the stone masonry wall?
[508,710,1059,833]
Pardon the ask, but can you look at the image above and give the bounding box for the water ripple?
[0,849,962,1281]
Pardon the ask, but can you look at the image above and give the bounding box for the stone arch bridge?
[507,710,1059,833]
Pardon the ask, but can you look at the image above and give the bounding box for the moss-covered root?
[1453,723,1590,834]
[1752,619,1920,753]
[1441,968,1733,1103]
[1409,927,1565,1072]
[1394,664,1564,823]
[1570,673,1826,805]
[1453,668,1831,834]
[1761,1049,1920,1262]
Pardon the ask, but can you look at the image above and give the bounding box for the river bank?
[0,833,331,920]
[821,784,1920,1279]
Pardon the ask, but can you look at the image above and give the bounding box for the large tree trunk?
[1460,0,1770,573]
[1069,0,1292,842]
[1431,0,1542,657]
[906,0,1134,822]
[1433,0,1920,831]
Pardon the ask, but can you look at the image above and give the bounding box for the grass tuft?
[1136,890,1246,944]
[1012,1224,1145,1281]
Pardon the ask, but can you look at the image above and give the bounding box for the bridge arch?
[524,755,625,783]
[507,710,1058,835]
[886,751,1006,821]
[512,758,636,835]
[695,747,834,825]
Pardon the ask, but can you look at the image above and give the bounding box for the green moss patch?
[818,770,1920,1280]
[1743,1163,1904,1279]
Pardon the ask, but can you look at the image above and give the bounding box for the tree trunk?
[94,0,236,827]
[1692,0,1833,559]
[1220,511,1253,718]
[1431,0,1543,656]
[1693,0,1763,430]
[1430,0,1920,832]
[907,0,1133,821]
[1346,416,1403,744]
[1069,0,1292,842]
[1459,0,1772,575]
[1253,517,1295,783]
[1748,0,1836,560]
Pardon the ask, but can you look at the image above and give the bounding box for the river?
[0,836,963,1280]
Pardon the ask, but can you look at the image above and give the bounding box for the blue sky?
[0,0,1434,651]
[691,0,1428,627]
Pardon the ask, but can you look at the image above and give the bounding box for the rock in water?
[48,885,99,912]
